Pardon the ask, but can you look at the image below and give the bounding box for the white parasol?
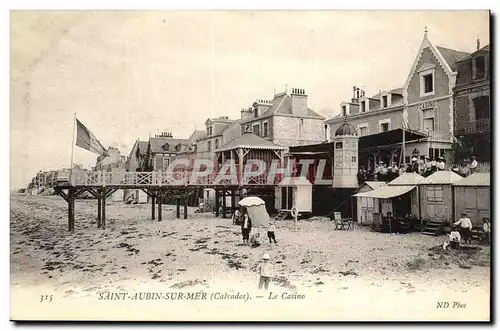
[238,196,265,207]
[238,196,270,231]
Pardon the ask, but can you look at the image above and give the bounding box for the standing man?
[241,208,252,245]
[454,212,473,245]
[437,157,446,171]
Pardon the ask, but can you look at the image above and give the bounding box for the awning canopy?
[289,128,428,155]
[352,185,416,199]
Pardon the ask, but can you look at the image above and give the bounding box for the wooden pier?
[54,170,281,232]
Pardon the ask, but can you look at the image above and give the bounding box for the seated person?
[443,226,461,250]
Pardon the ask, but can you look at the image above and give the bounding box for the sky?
[10,10,490,189]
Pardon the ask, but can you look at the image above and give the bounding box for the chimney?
[477,37,480,51]
[240,108,252,121]
[351,85,363,104]
[290,88,308,117]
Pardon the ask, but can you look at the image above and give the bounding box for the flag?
[402,108,411,130]
[75,119,107,155]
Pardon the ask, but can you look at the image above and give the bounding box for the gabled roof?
[189,130,206,142]
[148,137,191,154]
[258,93,325,119]
[457,44,490,62]
[389,172,425,185]
[421,170,464,185]
[453,172,490,187]
[436,46,470,71]
[215,132,286,152]
[128,140,149,158]
[205,117,236,126]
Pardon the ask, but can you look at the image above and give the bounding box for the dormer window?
[361,101,366,112]
[342,105,347,116]
[254,107,259,118]
[215,139,219,149]
[382,96,388,108]
[473,56,486,81]
[419,67,436,97]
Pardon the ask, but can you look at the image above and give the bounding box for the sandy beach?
[10,194,490,321]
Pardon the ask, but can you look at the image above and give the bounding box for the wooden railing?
[69,171,284,187]
[455,118,490,135]
[424,130,453,142]
[450,162,490,174]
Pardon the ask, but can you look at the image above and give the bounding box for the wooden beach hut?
[275,177,312,213]
[453,172,490,226]
[355,181,388,225]
[353,172,425,218]
[419,170,463,223]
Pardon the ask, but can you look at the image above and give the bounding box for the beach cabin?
[419,171,463,222]
[353,172,425,218]
[453,172,490,226]
[275,177,312,213]
[112,189,125,202]
[355,181,388,225]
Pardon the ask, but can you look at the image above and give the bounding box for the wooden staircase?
[274,210,289,222]
[421,220,445,236]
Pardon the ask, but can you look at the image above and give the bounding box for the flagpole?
[70,113,76,183]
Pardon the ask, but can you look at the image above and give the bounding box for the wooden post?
[101,190,107,230]
[184,197,188,219]
[158,192,163,222]
[68,188,75,232]
[97,194,102,228]
[151,195,156,220]
[215,189,220,217]
[231,189,236,212]
[175,197,180,218]
[238,148,244,186]
[222,189,227,218]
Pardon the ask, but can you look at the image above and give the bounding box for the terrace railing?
[69,171,283,187]
[455,118,490,135]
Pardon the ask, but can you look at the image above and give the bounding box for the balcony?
[422,131,453,142]
[455,118,490,136]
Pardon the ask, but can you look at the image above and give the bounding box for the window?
[263,122,269,137]
[254,107,259,118]
[352,156,356,162]
[361,101,366,112]
[245,125,250,133]
[215,139,219,149]
[335,142,343,149]
[473,96,490,120]
[208,141,212,151]
[378,119,391,133]
[358,123,369,137]
[474,56,486,80]
[422,108,434,131]
[162,156,170,170]
[253,124,261,136]
[382,96,388,108]
[342,105,347,116]
[419,68,435,97]
[423,74,433,93]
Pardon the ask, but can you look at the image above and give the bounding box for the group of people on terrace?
[357,154,481,184]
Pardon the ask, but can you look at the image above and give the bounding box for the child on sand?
[444,226,461,250]
[267,221,277,244]
[258,253,273,290]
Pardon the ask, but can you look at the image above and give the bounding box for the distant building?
[126,140,149,172]
[143,132,190,171]
[240,88,326,148]
[326,32,472,168]
[453,42,490,161]
[95,147,126,172]
[195,117,241,161]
